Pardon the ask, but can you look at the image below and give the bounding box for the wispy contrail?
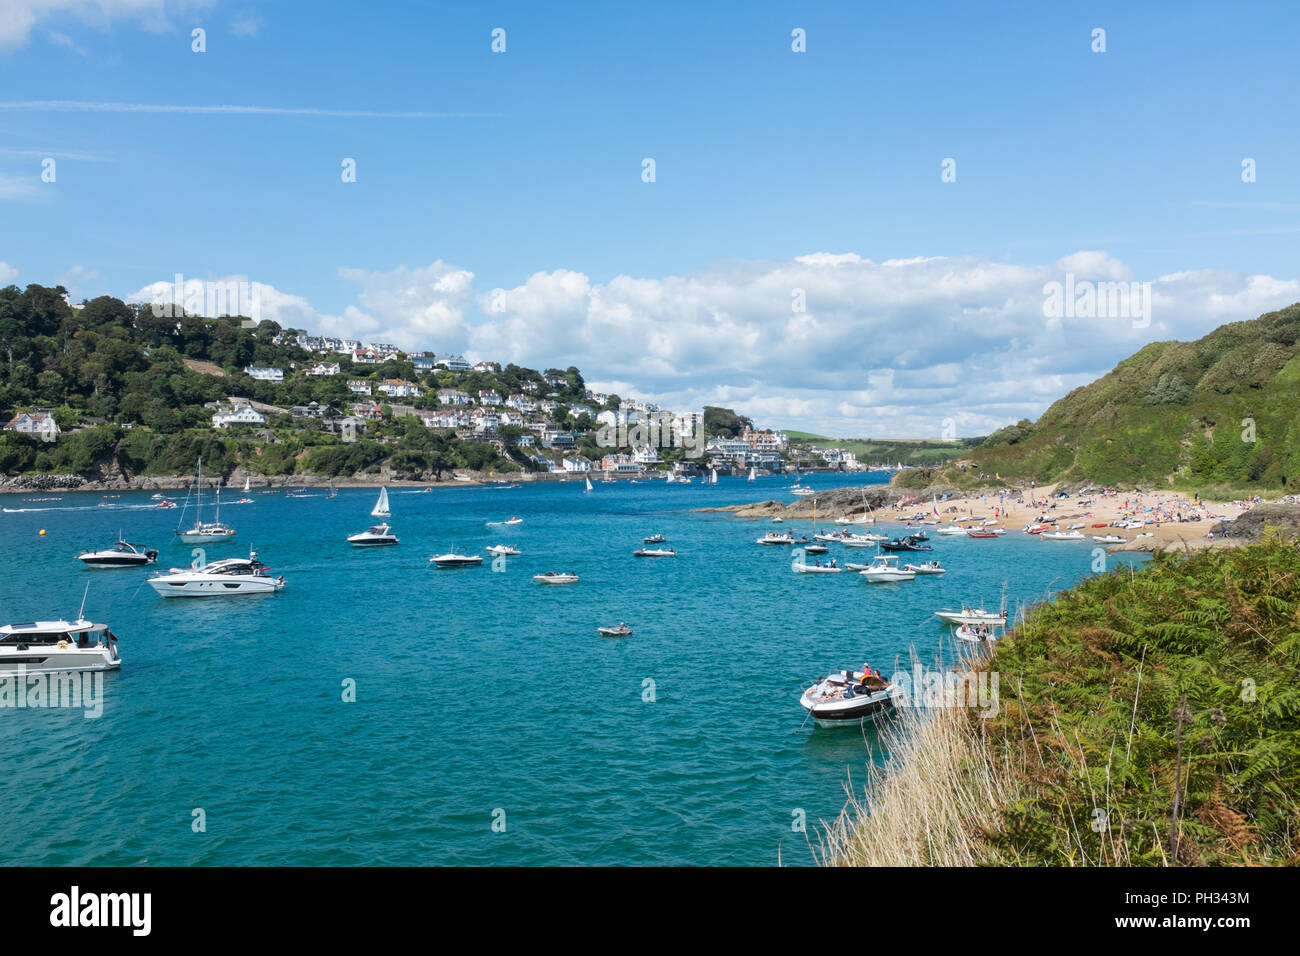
[0,101,499,118]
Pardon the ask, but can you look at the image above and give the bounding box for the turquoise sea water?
[0,474,1147,866]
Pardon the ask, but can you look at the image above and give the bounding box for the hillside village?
[0,286,874,483]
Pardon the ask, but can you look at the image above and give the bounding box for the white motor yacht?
[935,606,1007,627]
[800,670,899,726]
[859,555,915,582]
[77,538,158,568]
[347,523,399,547]
[533,572,578,585]
[430,552,483,568]
[0,618,122,673]
[148,552,285,597]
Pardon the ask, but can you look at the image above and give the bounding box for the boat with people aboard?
[598,622,633,637]
[935,605,1007,627]
[0,618,122,673]
[955,622,1002,643]
[147,552,286,597]
[643,534,666,544]
[77,538,158,568]
[903,560,945,575]
[859,555,915,582]
[485,544,520,556]
[504,516,523,525]
[370,486,391,517]
[634,548,676,557]
[756,532,795,545]
[346,523,399,547]
[793,559,842,573]
[533,571,579,585]
[800,666,898,726]
[430,552,483,568]
[880,536,933,552]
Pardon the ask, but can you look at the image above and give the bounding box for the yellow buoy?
[39,529,47,535]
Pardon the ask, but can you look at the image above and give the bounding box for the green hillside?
[951,303,1300,490]
[786,432,983,467]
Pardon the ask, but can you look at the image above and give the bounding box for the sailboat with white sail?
[747,466,756,482]
[327,478,337,499]
[231,474,254,504]
[175,459,236,543]
[371,486,391,518]
[585,476,593,493]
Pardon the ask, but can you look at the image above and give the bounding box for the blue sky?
[2,0,1298,436]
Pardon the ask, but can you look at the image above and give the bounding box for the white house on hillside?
[212,404,267,429]
[5,410,60,441]
[244,366,284,383]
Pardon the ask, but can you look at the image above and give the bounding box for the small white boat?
[859,555,915,582]
[148,552,285,597]
[771,516,784,523]
[0,618,122,673]
[756,532,795,545]
[1124,521,1144,530]
[643,534,666,544]
[936,525,967,535]
[347,523,399,547]
[935,606,1007,627]
[634,548,676,557]
[844,562,873,571]
[1092,534,1126,544]
[793,562,842,574]
[430,552,483,568]
[598,623,633,637]
[486,544,520,556]
[955,623,1000,644]
[533,572,578,585]
[903,560,945,575]
[504,516,523,525]
[791,486,815,497]
[371,486,391,518]
[800,670,898,726]
[77,539,158,568]
[1040,530,1086,541]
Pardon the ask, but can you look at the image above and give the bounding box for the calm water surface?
[0,473,1146,865]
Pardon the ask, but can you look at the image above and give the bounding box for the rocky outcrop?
[1211,503,1300,543]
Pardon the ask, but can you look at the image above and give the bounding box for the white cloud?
[124,253,1300,438]
[0,1,213,52]
[0,174,41,200]
[57,264,98,300]
[228,9,260,36]
[0,261,18,284]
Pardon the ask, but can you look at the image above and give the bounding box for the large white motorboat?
[148,552,285,597]
[0,618,122,673]
[371,486,391,517]
[175,458,236,544]
[430,552,483,568]
[347,523,399,547]
[935,605,1007,627]
[77,538,158,568]
[859,555,915,582]
[790,485,815,497]
[800,669,898,726]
